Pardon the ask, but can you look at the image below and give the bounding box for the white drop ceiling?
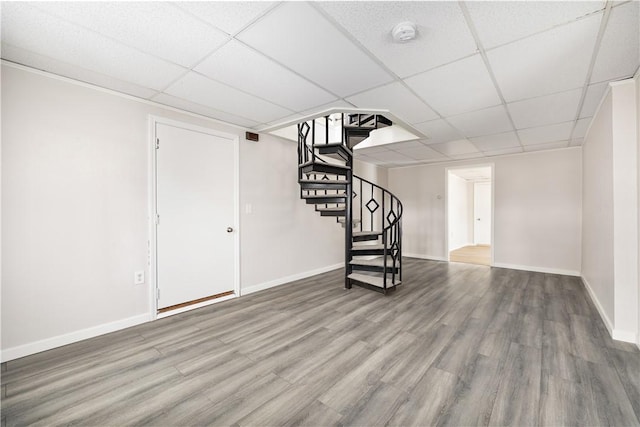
[2,1,638,167]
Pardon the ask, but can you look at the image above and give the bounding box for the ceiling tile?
[237,2,393,97]
[355,145,394,155]
[446,105,513,138]
[580,82,609,118]
[405,55,502,116]
[151,93,260,128]
[396,145,448,160]
[1,44,158,99]
[173,1,276,35]
[590,1,640,83]
[317,1,477,77]
[518,121,574,145]
[387,141,425,150]
[1,3,186,90]
[484,147,524,157]
[448,152,486,160]
[571,117,592,139]
[507,88,582,129]
[30,2,228,68]
[466,1,605,49]
[413,119,464,144]
[470,131,521,152]
[431,139,479,156]
[486,13,601,101]
[523,141,570,151]
[195,40,336,112]
[346,82,438,124]
[164,72,291,124]
[364,150,415,162]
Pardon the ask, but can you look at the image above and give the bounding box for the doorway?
[447,166,493,266]
[151,117,239,317]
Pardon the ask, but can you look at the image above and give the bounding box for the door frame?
[444,163,495,266]
[148,115,240,319]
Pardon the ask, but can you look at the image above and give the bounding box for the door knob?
[227,227,234,233]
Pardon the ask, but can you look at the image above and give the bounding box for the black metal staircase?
[297,113,403,293]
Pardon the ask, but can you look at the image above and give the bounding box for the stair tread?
[318,206,345,211]
[352,244,385,251]
[317,142,353,153]
[353,230,382,237]
[300,179,349,184]
[350,256,396,267]
[300,161,350,170]
[348,273,400,288]
[302,193,347,199]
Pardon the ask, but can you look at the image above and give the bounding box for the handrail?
[353,174,403,233]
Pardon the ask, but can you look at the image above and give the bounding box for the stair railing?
[297,112,403,292]
[351,175,403,288]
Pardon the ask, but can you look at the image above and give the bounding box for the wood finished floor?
[449,245,491,266]
[2,258,639,426]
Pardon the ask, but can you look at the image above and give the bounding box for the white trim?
[0,314,151,362]
[492,262,580,277]
[403,253,448,262]
[1,60,250,131]
[148,116,241,319]
[581,276,614,336]
[242,263,343,295]
[612,329,638,343]
[156,294,237,319]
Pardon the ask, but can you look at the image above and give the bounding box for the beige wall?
[389,148,582,275]
[1,63,343,360]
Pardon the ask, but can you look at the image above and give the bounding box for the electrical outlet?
[134,271,145,285]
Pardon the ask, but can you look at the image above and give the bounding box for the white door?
[474,182,491,245]
[155,123,236,310]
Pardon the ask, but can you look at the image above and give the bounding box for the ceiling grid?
[1,0,637,167]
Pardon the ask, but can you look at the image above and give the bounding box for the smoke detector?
[391,21,417,43]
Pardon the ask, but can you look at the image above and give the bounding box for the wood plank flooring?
[2,258,639,426]
[449,244,491,266]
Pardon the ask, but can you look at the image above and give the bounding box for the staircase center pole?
[345,156,353,290]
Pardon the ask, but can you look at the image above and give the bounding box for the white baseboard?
[242,263,343,296]
[581,277,637,344]
[612,329,638,343]
[1,313,152,362]
[492,262,580,277]
[403,253,448,262]
[581,276,614,336]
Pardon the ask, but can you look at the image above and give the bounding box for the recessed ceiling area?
[2,1,638,167]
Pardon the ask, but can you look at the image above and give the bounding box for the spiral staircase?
[297,113,403,293]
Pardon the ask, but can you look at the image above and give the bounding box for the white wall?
[582,78,639,343]
[582,89,615,323]
[389,149,582,274]
[353,158,388,187]
[1,63,343,360]
[447,173,472,251]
